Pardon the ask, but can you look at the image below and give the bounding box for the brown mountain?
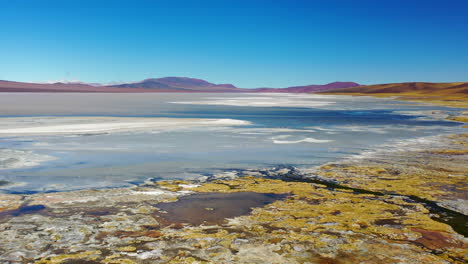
[321,82,468,108]
[252,82,360,93]
[110,77,243,92]
[0,80,169,93]
[0,77,360,93]
[322,82,468,95]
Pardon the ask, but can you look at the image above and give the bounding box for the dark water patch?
[125,179,146,186]
[405,195,468,237]
[7,190,39,195]
[156,192,286,225]
[7,189,60,195]
[0,204,46,218]
[0,180,10,186]
[166,107,460,128]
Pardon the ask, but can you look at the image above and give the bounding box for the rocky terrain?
[0,126,467,263]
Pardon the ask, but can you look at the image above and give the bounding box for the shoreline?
[0,131,467,263]
[320,91,468,109]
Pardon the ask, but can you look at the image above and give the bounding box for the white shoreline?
[170,93,335,108]
[0,117,251,136]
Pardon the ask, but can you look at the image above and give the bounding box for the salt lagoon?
[0,93,464,193]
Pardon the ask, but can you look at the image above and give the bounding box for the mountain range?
[320,81,468,108]
[0,77,360,93]
[321,82,468,95]
[2,78,464,97]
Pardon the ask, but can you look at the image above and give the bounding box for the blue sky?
[0,0,467,87]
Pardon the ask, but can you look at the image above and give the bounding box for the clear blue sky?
[0,0,467,88]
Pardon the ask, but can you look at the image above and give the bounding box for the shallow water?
[0,93,464,193]
[0,204,46,219]
[156,192,285,225]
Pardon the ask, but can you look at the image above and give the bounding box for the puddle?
[0,204,46,218]
[156,192,286,225]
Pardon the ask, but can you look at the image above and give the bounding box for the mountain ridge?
[320,82,468,108]
[0,77,360,93]
[252,82,361,93]
[321,82,468,95]
[110,77,243,91]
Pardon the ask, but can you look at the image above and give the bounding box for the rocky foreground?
[0,131,467,263]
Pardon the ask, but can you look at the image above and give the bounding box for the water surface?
[0,93,464,193]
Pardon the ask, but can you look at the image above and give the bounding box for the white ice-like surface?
[0,117,251,136]
[0,148,56,170]
[272,137,333,144]
[171,93,334,108]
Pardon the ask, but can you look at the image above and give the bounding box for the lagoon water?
[0,93,464,193]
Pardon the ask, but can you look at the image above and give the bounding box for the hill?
[110,77,244,92]
[321,82,468,108]
[0,78,359,93]
[0,80,171,93]
[253,82,360,93]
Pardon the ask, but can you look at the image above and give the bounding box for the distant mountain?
[0,80,95,92]
[321,82,468,95]
[110,77,243,92]
[0,80,165,93]
[320,82,468,108]
[252,82,360,93]
[0,77,360,93]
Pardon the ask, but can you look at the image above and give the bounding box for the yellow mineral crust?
[35,250,101,264]
[156,180,190,192]
[0,194,23,211]
[116,246,137,252]
[103,259,137,264]
[316,132,468,202]
[191,176,318,195]
[166,177,466,263]
[20,175,467,264]
[447,116,468,123]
